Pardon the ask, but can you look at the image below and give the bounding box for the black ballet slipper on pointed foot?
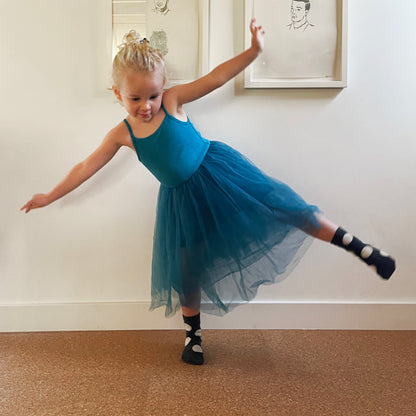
[369,250,396,280]
[331,227,396,280]
[181,340,204,365]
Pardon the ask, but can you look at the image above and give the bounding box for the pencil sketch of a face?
[153,0,170,15]
[288,0,314,31]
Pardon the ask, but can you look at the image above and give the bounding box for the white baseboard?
[1,301,415,332]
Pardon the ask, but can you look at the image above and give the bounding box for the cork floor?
[0,330,415,416]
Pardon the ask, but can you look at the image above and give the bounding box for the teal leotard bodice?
[124,106,210,188]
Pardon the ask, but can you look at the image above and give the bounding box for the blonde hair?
[112,30,166,87]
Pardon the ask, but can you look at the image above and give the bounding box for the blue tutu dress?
[124,105,320,317]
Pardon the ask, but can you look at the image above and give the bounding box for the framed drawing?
[110,0,210,85]
[244,0,348,88]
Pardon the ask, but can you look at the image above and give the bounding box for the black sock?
[331,227,396,279]
[181,313,204,365]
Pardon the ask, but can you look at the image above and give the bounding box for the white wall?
[1,0,415,331]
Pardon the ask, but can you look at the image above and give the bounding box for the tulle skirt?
[150,141,320,316]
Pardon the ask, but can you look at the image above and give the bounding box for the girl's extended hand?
[20,193,50,213]
[250,18,265,53]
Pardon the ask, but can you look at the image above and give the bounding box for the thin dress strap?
[123,119,135,139]
[161,103,168,115]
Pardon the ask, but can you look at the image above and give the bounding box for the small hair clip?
[140,38,149,44]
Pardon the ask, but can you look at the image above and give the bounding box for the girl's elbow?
[75,160,96,181]
[207,71,228,89]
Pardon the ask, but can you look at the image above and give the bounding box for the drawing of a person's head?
[289,0,314,31]
[291,0,310,25]
[153,0,169,15]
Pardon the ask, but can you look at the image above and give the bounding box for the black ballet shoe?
[366,249,396,280]
[181,339,204,365]
[331,227,396,280]
[181,313,204,365]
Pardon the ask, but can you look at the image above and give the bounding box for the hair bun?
[113,29,166,87]
[122,30,141,46]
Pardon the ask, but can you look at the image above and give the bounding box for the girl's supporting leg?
[180,302,204,365]
[181,306,200,317]
[180,247,204,365]
[311,214,396,279]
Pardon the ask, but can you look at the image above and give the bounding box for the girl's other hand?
[250,18,265,53]
[20,193,51,213]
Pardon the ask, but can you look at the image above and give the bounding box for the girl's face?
[113,69,165,122]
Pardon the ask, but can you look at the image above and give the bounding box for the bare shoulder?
[106,120,135,150]
[162,89,188,122]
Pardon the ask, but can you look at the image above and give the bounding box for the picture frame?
[244,0,348,89]
[108,0,210,87]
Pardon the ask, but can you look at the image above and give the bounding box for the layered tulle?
[150,141,320,316]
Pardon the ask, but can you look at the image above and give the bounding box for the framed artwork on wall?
[244,0,348,88]
[110,0,210,86]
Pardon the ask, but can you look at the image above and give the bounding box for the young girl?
[21,20,395,365]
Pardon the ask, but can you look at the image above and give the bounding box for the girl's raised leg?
[311,215,396,279]
[312,215,338,242]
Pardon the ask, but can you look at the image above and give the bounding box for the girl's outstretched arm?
[166,18,264,108]
[21,130,123,213]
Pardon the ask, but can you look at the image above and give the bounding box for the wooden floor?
[0,330,415,415]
